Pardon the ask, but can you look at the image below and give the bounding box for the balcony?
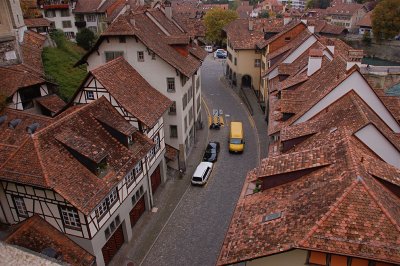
[75,21,86,28]
[42,0,69,9]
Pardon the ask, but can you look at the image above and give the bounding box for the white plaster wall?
[354,124,400,168]
[86,36,198,158]
[42,8,77,35]
[247,249,308,266]
[294,72,400,133]
[283,35,317,64]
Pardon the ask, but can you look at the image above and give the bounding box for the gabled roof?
[0,64,46,97]
[327,3,365,16]
[76,8,203,77]
[218,130,400,265]
[256,21,306,49]
[86,57,172,128]
[24,18,51,28]
[224,18,284,50]
[357,11,372,27]
[5,215,95,266]
[36,94,66,114]
[0,98,154,215]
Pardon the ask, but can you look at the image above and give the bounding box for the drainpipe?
[192,74,196,142]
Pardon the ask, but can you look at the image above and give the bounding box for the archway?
[242,75,252,88]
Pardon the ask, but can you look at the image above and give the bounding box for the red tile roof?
[224,18,284,50]
[218,131,400,265]
[357,11,372,27]
[77,8,203,78]
[36,94,66,114]
[24,18,51,28]
[0,98,154,215]
[87,57,172,128]
[73,0,102,13]
[327,3,365,16]
[5,215,95,266]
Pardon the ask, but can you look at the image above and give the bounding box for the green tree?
[204,8,238,45]
[362,30,372,46]
[372,0,400,40]
[259,10,270,18]
[76,28,96,51]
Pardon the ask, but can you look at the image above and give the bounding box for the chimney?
[130,19,135,27]
[249,19,254,31]
[307,25,315,33]
[346,49,363,70]
[283,13,292,25]
[164,0,172,20]
[307,49,323,76]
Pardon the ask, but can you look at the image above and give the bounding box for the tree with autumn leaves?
[204,8,238,45]
[372,0,400,40]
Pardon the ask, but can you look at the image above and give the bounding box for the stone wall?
[344,38,400,63]
[0,39,20,66]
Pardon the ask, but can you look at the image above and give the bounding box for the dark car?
[203,141,220,162]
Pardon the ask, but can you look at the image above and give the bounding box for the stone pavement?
[109,75,269,266]
[109,107,209,266]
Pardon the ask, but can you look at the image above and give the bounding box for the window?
[167,78,175,92]
[148,148,155,158]
[169,101,176,115]
[134,161,142,176]
[189,106,193,123]
[137,51,144,62]
[234,57,237,65]
[86,91,94,100]
[285,36,291,42]
[60,206,81,229]
[86,14,96,22]
[105,51,124,62]
[196,77,200,93]
[104,215,120,240]
[13,196,28,217]
[60,9,70,17]
[95,201,107,218]
[44,10,55,18]
[119,36,126,43]
[62,21,72,28]
[170,125,178,138]
[184,115,188,131]
[64,32,75,39]
[182,93,188,110]
[153,133,160,152]
[151,52,156,60]
[125,170,135,186]
[255,59,261,67]
[106,188,118,208]
[88,26,97,33]
[188,86,193,101]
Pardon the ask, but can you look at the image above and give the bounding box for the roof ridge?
[297,177,359,246]
[358,176,400,232]
[31,134,51,188]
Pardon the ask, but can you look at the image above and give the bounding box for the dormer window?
[128,135,134,146]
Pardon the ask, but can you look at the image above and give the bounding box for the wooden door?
[130,195,145,228]
[102,225,124,265]
[150,165,161,194]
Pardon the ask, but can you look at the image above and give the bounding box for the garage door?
[102,225,124,265]
[130,195,145,228]
[150,165,161,193]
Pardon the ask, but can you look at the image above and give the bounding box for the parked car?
[191,162,213,185]
[203,141,220,162]
[205,45,213,53]
[214,49,227,59]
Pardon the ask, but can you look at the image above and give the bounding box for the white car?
[214,49,227,59]
[191,162,213,185]
[205,45,213,53]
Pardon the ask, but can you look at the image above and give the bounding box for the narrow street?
[139,55,260,266]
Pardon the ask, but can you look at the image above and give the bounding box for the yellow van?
[229,122,244,153]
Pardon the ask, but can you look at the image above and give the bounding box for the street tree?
[372,0,400,40]
[76,28,96,51]
[204,8,238,45]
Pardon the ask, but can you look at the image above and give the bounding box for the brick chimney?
[307,49,323,76]
[346,49,363,70]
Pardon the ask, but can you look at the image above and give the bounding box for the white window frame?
[13,196,28,217]
[60,206,81,229]
[86,91,94,100]
[86,14,96,22]
[137,51,144,62]
[167,78,175,92]
[134,161,142,176]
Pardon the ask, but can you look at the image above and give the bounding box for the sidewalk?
[109,107,209,266]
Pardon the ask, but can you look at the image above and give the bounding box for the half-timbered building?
[71,56,172,204]
[75,5,207,169]
[0,98,161,265]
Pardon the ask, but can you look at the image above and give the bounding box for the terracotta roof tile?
[24,18,51,28]
[89,57,172,127]
[327,3,365,16]
[0,98,154,215]
[36,94,66,114]
[5,215,95,266]
[74,0,102,13]
[165,143,178,161]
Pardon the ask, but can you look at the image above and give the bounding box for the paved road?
[140,55,260,266]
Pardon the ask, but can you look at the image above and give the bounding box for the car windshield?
[230,138,242,144]
[192,176,203,182]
